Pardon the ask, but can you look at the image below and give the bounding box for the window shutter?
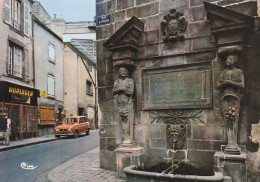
[48,44,56,63]
[24,1,29,36]
[90,83,93,95]
[3,0,12,25]
[47,75,55,97]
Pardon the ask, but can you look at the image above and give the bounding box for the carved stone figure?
[217,54,245,154]
[166,124,186,150]
[113,67,134,145]
[161,9,187,42]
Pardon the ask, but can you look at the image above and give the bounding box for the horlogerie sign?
[8,87,34,97]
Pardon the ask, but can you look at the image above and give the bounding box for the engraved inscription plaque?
[143,62,212,110]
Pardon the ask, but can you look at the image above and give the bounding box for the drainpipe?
[32,15,38,136]
[94,68,98,129]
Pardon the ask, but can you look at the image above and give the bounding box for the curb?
[0,138,58,152]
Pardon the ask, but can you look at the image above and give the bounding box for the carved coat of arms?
[161,9,188,41]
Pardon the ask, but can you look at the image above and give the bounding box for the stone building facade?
[96,0,260,180]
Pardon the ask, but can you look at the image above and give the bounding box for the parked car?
[54,116,90,139]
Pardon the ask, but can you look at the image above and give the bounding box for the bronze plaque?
[143,62,212,110]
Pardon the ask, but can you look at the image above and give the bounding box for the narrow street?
[0,130,99,182]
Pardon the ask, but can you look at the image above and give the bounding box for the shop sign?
[40,90,47,98]
[8,87,34,97]
[0,81,39,106]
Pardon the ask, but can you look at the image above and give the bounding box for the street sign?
[97,14,111,26]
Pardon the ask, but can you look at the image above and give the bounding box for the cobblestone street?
[46,147,125,182]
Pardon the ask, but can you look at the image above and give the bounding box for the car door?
[80,117,88,131]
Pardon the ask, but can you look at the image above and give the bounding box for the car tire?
[86,129,90,135]
[55,135,60,139]
[74,131,79,139]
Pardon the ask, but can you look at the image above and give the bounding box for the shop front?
[0,81,39,140]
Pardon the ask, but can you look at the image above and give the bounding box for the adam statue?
[217,54,245,155]
[113,67,134,146]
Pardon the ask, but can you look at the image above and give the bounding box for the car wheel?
[74,131,79,139]
[86,129,90,135]
[55,135,60,139]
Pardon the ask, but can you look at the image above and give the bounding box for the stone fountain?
[98,1,260,182]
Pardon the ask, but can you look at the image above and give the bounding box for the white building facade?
[33,17,64,136]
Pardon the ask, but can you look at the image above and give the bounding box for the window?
[8,44,23,78]
[47,74,55,97]
[86,80,93,96]
[13,0,21,31]
[24,1,29,36]
[3,0,28,32]
[48,43,56,63]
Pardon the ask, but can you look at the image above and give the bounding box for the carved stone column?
[205,2,256,181]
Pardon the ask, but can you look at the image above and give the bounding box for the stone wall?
[96,0,259,172]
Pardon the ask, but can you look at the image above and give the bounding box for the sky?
[37,0,96,22]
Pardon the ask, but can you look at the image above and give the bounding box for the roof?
[65,42,97,68]
[70,39,96,64]
[33,15,63,42]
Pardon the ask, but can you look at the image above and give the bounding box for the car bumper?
[55,133,74,136]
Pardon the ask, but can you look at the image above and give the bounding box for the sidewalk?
[0,135,57,152]
[42,147,125,182]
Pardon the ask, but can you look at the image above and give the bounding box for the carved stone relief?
[151,109,204,125]
[166,124,186,150]
[161,9,188,42]
[151,110,203,150]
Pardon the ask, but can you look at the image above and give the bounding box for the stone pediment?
[104,16,144,68]
[104,16,144,50]
[204,2,255,34]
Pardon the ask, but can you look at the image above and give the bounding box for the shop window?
[7,44,23,78]
[40,106,55,125]
[47,74,55,97]
[86,80,93,96]
[48,43,56,63]
[3,0,29,33]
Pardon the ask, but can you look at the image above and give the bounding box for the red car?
[54,116,90,138]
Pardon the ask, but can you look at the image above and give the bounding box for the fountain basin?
[124,165,224,182]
